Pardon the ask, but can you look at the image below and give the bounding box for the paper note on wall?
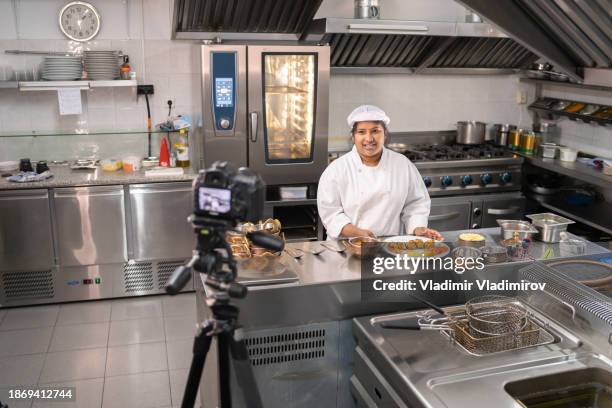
[57,88,83,115]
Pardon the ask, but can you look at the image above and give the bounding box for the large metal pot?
[456,121,486,145]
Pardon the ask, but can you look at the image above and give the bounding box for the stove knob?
[472,223,480,229]
[473,207,481,217]
[422,176,432,188]
[500,172,512,185]
[440,176,453,188]
[480,173,493,186]
[219,118,230,129]
[461,175,472,186]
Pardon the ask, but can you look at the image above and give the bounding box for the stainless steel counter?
[260,228,609,287]
[0,164,196,190]
[199,228,610,330]
[194,228,611,408]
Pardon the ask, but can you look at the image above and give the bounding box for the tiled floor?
[0,293,200,408]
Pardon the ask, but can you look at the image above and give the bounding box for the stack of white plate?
[41,56,83,81]
[84,51,120,80]
[0,161,19,172]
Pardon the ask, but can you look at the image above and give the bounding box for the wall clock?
[59,1,101,42]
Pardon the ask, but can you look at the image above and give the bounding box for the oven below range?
[430,192,526,230]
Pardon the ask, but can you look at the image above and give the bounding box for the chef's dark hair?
[350,121,389,144]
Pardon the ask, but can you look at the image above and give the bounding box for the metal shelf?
[527,193,612,235]
[0,128,187,138]
[520,78,612,93]
[524,156,611,190]
[0,81,18,89]
[18,80,137,91]
[528,100,610,126]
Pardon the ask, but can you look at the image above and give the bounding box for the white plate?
[0,161,19,171]
[84,57,118,61]
[43,68,82,71]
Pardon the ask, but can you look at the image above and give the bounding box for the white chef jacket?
[317,146,431,239]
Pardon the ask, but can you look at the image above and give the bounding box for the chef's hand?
[340,224,376,238]
[414,227,444,241]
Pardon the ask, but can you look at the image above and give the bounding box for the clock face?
[59,1,101,42]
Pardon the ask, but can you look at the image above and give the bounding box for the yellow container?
[520,131,536,155]
[508,129,522,150]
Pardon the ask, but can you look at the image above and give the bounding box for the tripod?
[167,217,282,408]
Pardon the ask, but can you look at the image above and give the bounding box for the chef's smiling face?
[353,121,385,159]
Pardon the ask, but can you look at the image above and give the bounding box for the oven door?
[428,199,471,231]
[481,197,526,228]
[247,45,329,185]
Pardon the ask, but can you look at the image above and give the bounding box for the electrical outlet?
[137,85,154,95]
[516,90,527,104]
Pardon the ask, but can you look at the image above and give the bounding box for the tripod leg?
[217,331,233,408]
[228,329,263,408]
[182,322,214,408]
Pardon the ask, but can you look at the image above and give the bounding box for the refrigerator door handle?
[249,111,258,142]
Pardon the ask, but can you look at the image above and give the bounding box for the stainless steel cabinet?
[53,185,127,267]
[0,189,54,271]
[128,182,194,261]
[480,197,526,228]
[428,199,471,231]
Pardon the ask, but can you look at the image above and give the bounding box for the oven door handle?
[249,111,258,143]
[487,206,521,215]
[428,212,460,221]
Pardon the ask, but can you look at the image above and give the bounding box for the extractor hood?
[456,0,612,82]
[302,18,539,74]
[172,0,323,40]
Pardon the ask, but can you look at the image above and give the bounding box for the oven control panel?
[211,52,236,131]
[421,167,522,196]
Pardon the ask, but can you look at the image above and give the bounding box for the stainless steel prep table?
[193,228,610,408]
[0,164,197,190]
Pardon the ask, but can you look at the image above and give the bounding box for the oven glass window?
[262,53,317,164]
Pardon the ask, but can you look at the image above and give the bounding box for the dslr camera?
[193,161,265,224]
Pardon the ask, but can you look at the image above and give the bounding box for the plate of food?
[382,235,450,257]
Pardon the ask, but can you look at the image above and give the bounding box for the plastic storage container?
[280,186,308,199]
[559,147,578,162]
[540,143,559,159]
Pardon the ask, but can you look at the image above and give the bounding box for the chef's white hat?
[347,105,390,128]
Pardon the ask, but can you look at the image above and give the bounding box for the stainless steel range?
[389,131,525,230]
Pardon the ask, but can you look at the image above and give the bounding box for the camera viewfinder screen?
[199,187,231,214]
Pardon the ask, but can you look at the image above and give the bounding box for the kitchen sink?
[505,367,612,408]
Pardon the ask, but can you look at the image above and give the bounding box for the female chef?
[317,105,443,240]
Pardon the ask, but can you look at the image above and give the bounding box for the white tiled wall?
[0,0,201,161]
[0,0,609,163]
[329,74,531,150]
[526,83,612,158]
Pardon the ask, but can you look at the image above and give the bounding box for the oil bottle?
[174,129,190,167]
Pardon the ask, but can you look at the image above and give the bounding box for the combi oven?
[201,44,330,186]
